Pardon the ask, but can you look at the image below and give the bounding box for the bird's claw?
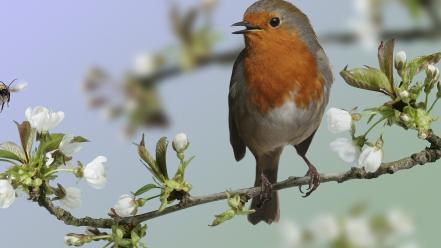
[299,166,320,198]
[257,174,272,208]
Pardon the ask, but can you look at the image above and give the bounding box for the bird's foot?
[299,165,320,198]
[257,174,272,208]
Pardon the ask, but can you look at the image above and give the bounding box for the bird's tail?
[248,151,281,225]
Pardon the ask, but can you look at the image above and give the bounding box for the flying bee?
[0,79,27,112]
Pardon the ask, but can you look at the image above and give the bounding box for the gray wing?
[229,50,246,161]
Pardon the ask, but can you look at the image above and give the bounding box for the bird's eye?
[269,17,281,28]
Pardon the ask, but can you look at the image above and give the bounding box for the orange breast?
[244,28,324,113]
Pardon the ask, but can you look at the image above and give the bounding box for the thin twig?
[37,131,441,229]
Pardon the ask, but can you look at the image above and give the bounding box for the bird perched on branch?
[229,0,333,225]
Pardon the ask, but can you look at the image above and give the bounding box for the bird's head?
[232,0,315,49]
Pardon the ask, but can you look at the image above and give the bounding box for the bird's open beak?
[231,21,262,34]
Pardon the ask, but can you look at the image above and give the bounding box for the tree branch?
[37,131,441,229]
[141,27,441,88]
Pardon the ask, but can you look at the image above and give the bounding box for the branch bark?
[36,131,441,229]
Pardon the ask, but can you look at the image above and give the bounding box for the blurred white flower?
[83,156,107,189]
[330,138,361,166]
[386,209,414,236]
[59,134,82,157]
[326,108,352,134]
[350,0,379,50]
[60,187,82,209]
[0,180,16,208]
[344,217,375,247]
[173,133,189,153]
[45,150,56,166]
[280,221,302,248]
[114,194,138,217]
[132,53,156,77]
[308,214,340,242]
[25,106,64,133]
[358,146,383,173]
[395,51,407,70]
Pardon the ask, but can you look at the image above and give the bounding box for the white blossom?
[395,51,407,70]
[45,150,56,166]
[25,106,64,133]
[59,134,82,157]
[330,138,361,166]
[132,53,156,77]
[308,214,340,242]
[344,217,375,247]
[386,209,414,236]
[60,187,82,209]
[280,221,302,248]
[83,156,107,189]
[0,180,16,208]
[114,194,138,217]
[358,145,383,173]
[173,133,189,153]
[326,108,352,134]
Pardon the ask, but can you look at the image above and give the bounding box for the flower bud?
[426,64,439,81]
[395,51,407,70]
[400,113,410,123]
[399,90,409,99]
[64,234,83,246]
[172,133,189,153]
[114,194,138,217]
[132,53,156,78]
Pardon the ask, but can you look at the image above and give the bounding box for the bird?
[228,0,333,225]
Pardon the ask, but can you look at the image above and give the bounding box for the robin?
[229,0,333,225]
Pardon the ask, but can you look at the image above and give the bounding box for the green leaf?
[155,137,169,180]
[340,67,394,96]
[138,134,165,183]
[36,133,64,158]
[0,142,26,162]
[15,121,33,162]
[72,136,89,143]
[0,149,24,162]
[406,52,441,81]
[134,184,158,196]
[210,209,236,227]
[378,39,395,90]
